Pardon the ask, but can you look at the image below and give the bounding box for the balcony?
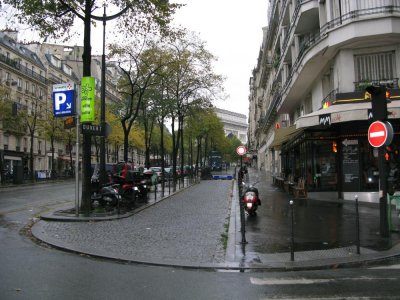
[296,0,320,34]
[0,53,46,84]
[354,78,399,92]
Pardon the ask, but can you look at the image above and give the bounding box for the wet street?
[241,168,400,254]
[2,178,400,299]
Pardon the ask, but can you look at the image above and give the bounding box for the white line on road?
[250,277,332,285]
[250,276,398,286]
[370,264,400,269]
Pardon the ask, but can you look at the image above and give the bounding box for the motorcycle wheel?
[122,189,135,202]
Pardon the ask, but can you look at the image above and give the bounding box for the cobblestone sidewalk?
[32,180,233,266]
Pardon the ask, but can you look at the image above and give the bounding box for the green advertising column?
[81,77,95,123]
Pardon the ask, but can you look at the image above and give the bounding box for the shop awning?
[296,101,400,129]
[4,155,22,161]
[269,125,303,150]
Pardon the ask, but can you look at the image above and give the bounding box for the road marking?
[250,277,332,285]
[370,264,400,269]
[250,276,398,285]
[260,297,394,300]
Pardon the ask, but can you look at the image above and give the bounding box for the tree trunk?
[171,116,177,190]
[29,133,35,182]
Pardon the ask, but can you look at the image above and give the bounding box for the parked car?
[151,167,162,180]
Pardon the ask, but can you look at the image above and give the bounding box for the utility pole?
[100,3,107,185]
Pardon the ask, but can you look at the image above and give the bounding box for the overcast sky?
[1,1,269,118]
[172,1,269,118]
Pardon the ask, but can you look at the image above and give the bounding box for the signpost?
[236,145,247,179]
[52,82,79,216]
[52,82,75,117]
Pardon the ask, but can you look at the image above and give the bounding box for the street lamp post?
[100,2,107,184]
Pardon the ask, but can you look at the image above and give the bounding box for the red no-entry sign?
[368,121,393,148]
[236,145,247,156]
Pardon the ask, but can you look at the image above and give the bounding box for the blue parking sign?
[52,82,76,117]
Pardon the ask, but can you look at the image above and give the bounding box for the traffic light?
[366,85,388,121]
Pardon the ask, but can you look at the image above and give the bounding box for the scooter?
[91,183,121,207]
[116,170,149,201]
[118,181,148,201]
[241,183,261,216]
[91,164,121,207]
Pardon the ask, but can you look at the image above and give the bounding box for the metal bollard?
[239,187,247,244]
[355,195,360,254]
[290,200,295,261]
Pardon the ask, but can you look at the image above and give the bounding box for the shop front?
[281,94,400,203]
[0,149,28,184]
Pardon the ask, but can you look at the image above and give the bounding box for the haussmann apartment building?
[248,0,400,203]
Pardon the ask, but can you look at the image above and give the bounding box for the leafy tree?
[1,0,181,212]
[109,43,170,163]
[163,31,224,185]
[0,91,27,137]
[185,106,226,170]
[41,105,64,178]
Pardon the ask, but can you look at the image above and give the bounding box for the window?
[3,134,9,150]
[354,51,395,82]
[16,137,21,152]
[17,78,22,88]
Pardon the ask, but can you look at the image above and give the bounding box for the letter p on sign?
[54,93,67,110]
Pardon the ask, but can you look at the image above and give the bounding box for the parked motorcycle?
[91,183,121,207]
[91,164,121,207]
[241,183,261,216]
[117,170,149,201]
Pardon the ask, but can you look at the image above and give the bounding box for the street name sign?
[52,82,75,117]
[81,124,103,136]
[368,121,393,148]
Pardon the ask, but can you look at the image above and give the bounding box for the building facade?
[0,31,145,183]
[248,0,400,202]
[215,107,248,144]
[0,30,48,181]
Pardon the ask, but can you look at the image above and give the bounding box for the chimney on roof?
[3,28,18,41]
